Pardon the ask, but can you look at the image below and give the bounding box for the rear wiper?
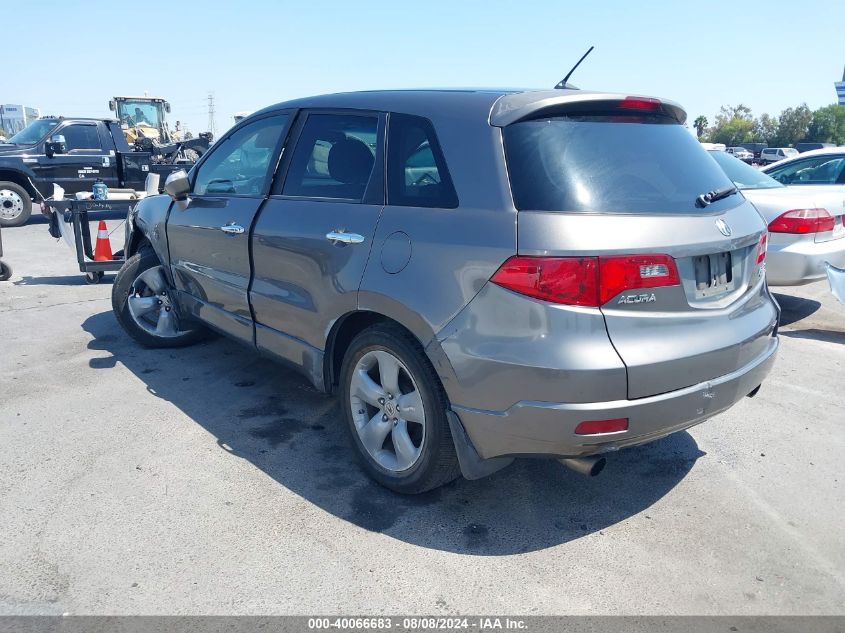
[695,185,738,208]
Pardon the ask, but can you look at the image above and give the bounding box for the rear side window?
[504,114,737,214]
[283,114,378,202]
[766,155,845,185]
[387,114,458,208]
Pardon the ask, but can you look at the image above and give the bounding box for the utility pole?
[207,92,216,137]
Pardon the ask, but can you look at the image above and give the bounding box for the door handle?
[326,231,365,244]
[220,223,245,235]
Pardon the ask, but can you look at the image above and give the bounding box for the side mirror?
[108,100,116,112]
[164,101,172,114]
[45,134,67,157]
[164,169,191,209]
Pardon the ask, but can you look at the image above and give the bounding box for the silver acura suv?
[112,88,779,493]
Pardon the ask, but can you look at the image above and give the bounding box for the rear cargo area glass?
[503,114,738,214]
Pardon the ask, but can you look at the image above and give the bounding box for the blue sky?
[6,0,844,136]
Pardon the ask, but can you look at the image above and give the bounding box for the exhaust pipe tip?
[559,455,606,477]
[746,384,761,398]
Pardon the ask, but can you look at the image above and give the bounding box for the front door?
[34,122,117,194]
[166,113,291,343]
[251,111,385,361]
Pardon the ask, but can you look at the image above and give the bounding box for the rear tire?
[0,182,32,228]
[112,249,207,348]
[0,261,11,281]
[339,323,460,494]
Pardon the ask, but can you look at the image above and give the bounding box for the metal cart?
[45,199,134,284]
[0,225,10,281]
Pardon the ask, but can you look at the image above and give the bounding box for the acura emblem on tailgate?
[715,219,732,236]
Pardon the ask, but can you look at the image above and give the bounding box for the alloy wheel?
[349,350,427,472]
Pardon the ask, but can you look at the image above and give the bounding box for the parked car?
[738,143,768,160]
[709,150,845,285]
[112,89,779,493]
[727,146,754,163]
[759,147,799,165]
[761,148,845,191]
[795,142,837,153]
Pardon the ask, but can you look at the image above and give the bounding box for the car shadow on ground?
[779,328,845,346]
[773,292,821,327]
[13,275,113,286]
[82,310,704,555]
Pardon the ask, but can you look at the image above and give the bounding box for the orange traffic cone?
[94,221,113,261]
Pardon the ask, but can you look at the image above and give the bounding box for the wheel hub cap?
[0,189,24,220]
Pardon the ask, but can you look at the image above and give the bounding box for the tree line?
[693,104,845,147]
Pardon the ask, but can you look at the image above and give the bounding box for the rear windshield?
[503,114,737,214]
[708,150,782,190]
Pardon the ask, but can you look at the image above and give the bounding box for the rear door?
[503,104,778,400]
[166,113,291,343]
[250,111,385,359]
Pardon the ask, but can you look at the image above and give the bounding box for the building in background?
[836,66,845,106]
[0,104,41,136]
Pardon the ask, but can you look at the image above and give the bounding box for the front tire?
[112,249,207,348]
[339,323,460,494]
[0,182,32,228]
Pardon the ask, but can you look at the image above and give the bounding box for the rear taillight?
[489,256,599,307]
[490,254,680,307]
[768,209,834,234]
[756,233,768,264]
[575,418,629,435]
[618,97,661,111]
[598,254,680,305]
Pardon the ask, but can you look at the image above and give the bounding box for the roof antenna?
[555,46,594,90]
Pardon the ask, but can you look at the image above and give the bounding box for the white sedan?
[709,150,845,285]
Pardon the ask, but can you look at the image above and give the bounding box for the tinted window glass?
[61,124,101,151]
[503,114,736,214]
[283,114,378,201]
[193,115,288,196]
[765,155,845,185]
[708,150,781,190]
[387,114,458,208]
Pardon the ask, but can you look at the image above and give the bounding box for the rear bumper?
[453,336,778,460]
[767,237,845,285]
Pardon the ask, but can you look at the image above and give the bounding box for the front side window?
[60,124,101,151]
[765,155,845,185]
[282,114,378,201]
[387,114,458,208]
[504,114,737,214]
[193,114,288,196]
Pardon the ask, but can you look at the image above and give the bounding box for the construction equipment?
[108,96,212,164]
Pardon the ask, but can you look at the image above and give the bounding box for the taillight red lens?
[768,209,834,234]
[575,418,629,435]
[490,256,599,306]
[597,254,680,305]
[756,233,768,264]
[490,254,680,306]
[618,97,661,111]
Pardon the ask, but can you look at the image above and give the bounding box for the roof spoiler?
[489,91,687,127]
